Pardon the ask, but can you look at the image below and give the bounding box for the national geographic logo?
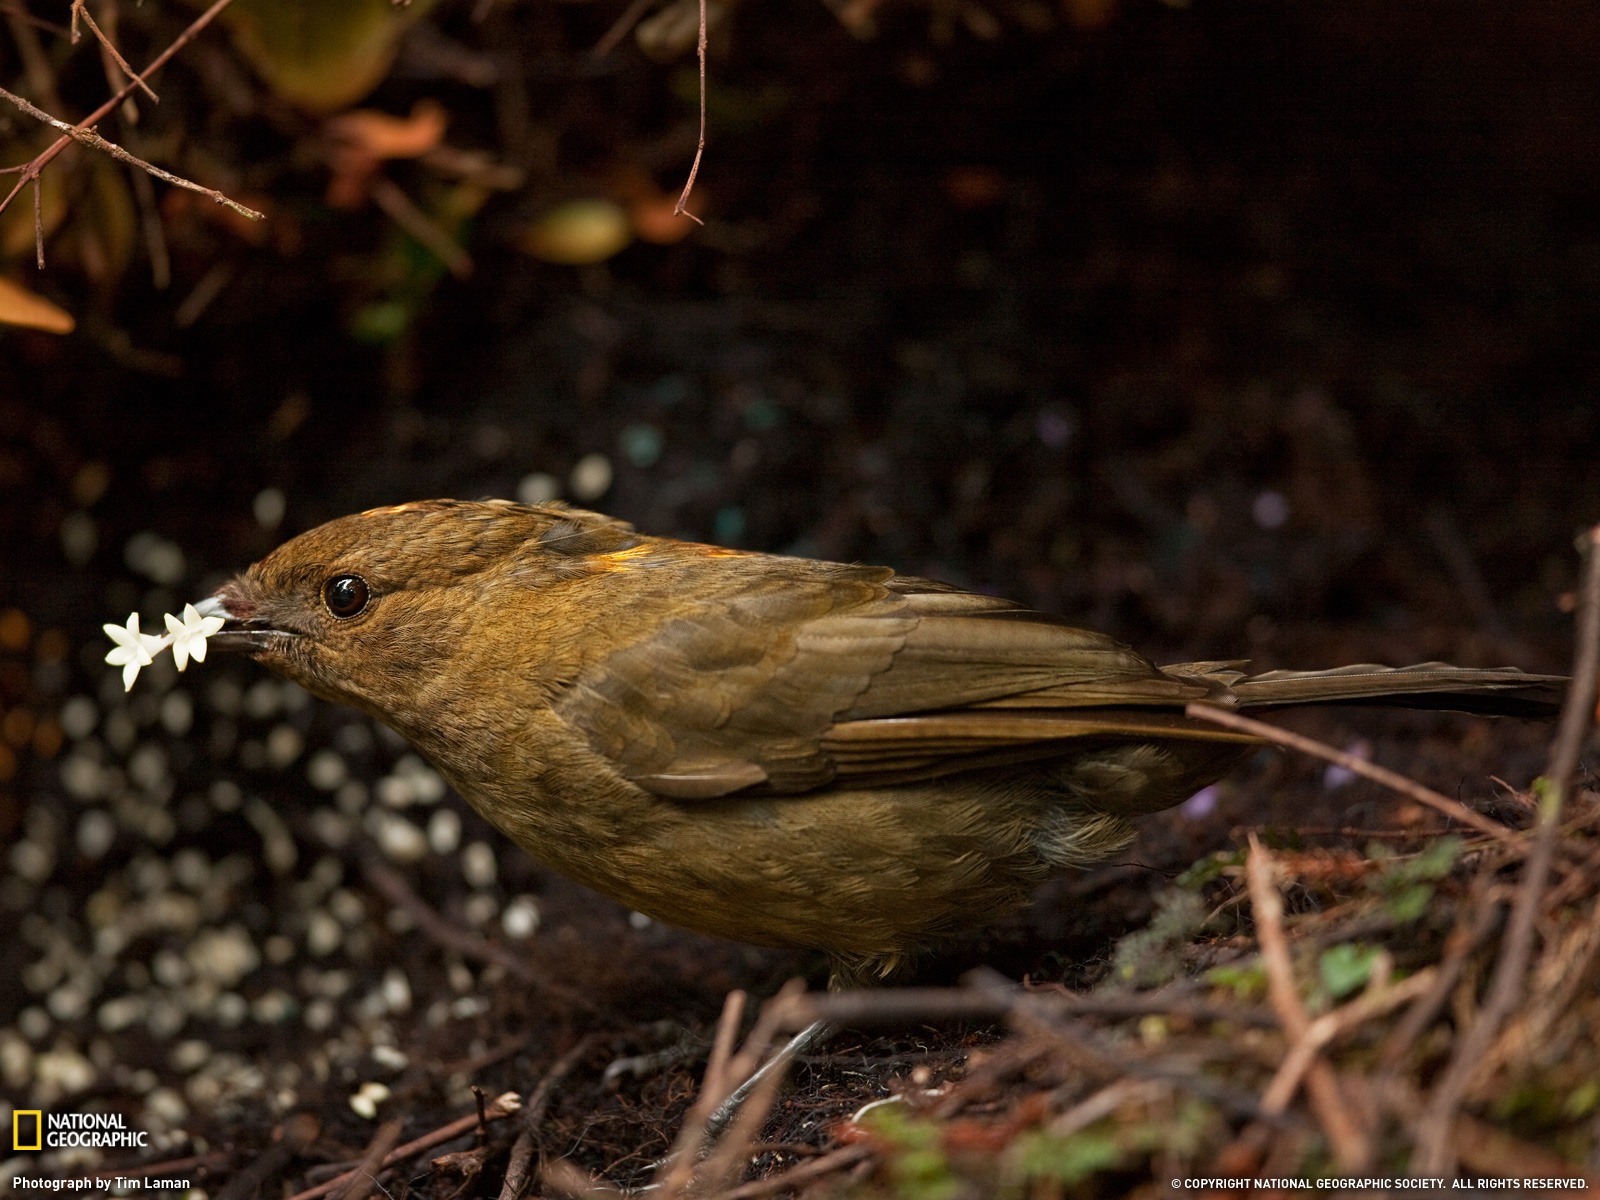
[13,1111,41,1152]
[11,1110,148,1151]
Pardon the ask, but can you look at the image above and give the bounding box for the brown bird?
[198,499,1562,987]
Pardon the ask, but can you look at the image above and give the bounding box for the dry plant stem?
[1187,703,1517,842]
[1451,1112,1600,1187]
[129,166,172,288]
[1260,967,1436,1114]
[710,1144,874,1200]
[1414,523,1600,1175]
[1379,890,1500,1070]
[98,1152,229,1182]
[1,2,70,36]
[361,857,592,1010]
[498,1034,602,1200]
[1246,835,1368,1169]
[331,1119,402,1200]
[655,989,750,1196]
[0,0,238,221]
[215,1114,320,1200]
[694,1054,792,1194]
[0,86,263,221]
[1047,1079,1170,1139]
[671,0,707,223]
[789,983,1277,1030]
[591,0,658,58]
[32,178,43,269]
[71,0,159,102]
[5,9,60,107]
[368,175,472,278]
[286,1093,521,1200]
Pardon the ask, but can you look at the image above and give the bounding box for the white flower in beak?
[103,613,168,692]
[164,602,227,672]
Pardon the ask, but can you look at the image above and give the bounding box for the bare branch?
[1185,703,1518,843]
[0,0,240,223]
[71,0,159,102]
[1413,524,1600,1174]
[671,0,707,224]
[0,86,263,221]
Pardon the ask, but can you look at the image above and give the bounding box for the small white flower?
[103,613,168,692]
[164,603,226,672]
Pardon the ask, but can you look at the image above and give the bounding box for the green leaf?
[1384,882,1433,922]
[1318,943,1381,999]
[1176,848,1245,890]
[1013,1129,1124,1185]
[1206,960,1267,1001]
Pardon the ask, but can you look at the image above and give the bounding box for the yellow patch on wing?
[597,543,654,566]
[362,502,430,517]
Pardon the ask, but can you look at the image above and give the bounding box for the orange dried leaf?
[327,100,449,162]
[610,166,700,245]
[0,277,75,335]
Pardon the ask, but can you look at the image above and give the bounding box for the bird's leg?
[600,1020,706,1087]
[703,1018,838,1139]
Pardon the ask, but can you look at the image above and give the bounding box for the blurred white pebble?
[568,453,613,501]
[349,1081,390,1119]
[253,488,286,529]
[428,808,461,855]
[516,472,560,506]
[462,841,497,889]
[502,896,540,939]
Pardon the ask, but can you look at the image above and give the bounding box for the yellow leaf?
[223,0,434,113]
[523,200,632,265]
[0,277,75,334]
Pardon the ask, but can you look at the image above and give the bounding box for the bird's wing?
[551,556,1235,799]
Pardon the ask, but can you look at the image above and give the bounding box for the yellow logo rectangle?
[12,1109,43,1151]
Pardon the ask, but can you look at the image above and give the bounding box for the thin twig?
[0,2,71,36]
[498,1034,601,1200]
[331,1119,402,1200]
[0,0,239,221]
[97,1152,230,1181]
[707,1143,873,1200]
[215,1115,321,1200]
[5,8,61,108]
[1186,703,1518,842]
[1413,523,1600,1175]
[670,0,707,223]
[285,1092,521,1200]
[591,0,658,58]
[694,1046,792,1195]
[655,989,751,1196]
[1246,834,1369,1169]
[361,856,593,1010]
[1451,1112,1600,1187]
[32,177,44,269]
[784,983,1276,1030]
[368,175,473,278]
[0,86,263,220]
[129,166,172,288]
[71,0,159,101]
[1260,966,1435,1114]
[1378,887,1500,1070]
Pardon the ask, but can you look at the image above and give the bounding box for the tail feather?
[1228,662,1566,719]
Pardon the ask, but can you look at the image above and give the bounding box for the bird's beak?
[193,590,292,655]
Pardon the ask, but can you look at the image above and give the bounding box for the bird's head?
[199,498,639,724]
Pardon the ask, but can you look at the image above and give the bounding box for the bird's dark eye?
[323,574,370,619]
